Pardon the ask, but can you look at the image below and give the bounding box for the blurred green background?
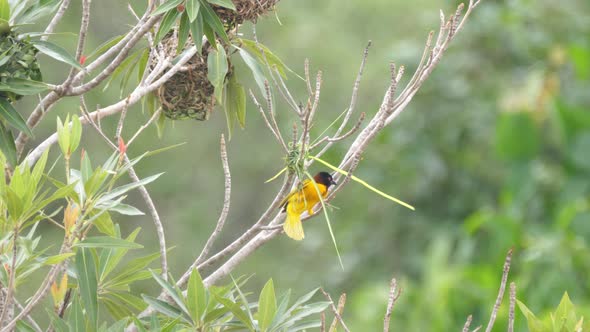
[17,0,590,330]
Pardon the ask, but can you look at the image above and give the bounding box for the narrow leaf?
[207,0,236,10]
[186,0,200,22]
[258,279,277,332]
[32,40,83,69]
[187,268,207,324]
[74,236,143,249]
[151,0,183,16]
[206,46,228,104]
[0,97,33,136]
[75,248,99,330]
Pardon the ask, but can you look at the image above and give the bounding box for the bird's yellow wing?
[279,179,312,210]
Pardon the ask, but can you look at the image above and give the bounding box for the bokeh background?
[18,0,590,330]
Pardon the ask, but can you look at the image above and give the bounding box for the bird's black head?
[314,171,337,188]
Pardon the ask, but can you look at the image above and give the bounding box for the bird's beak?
[331,179,337,186]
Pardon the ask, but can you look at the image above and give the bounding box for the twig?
[314,41,371,159]
[383,278,401,332]
[62,0,91,88]
[320,289,350,332]
[462,315,472,332]
[320,312,326,332]
[42,0,72,39]
[508,282,516,332]
[127,109,162,147]
[0,289,41,332]
[0,228,18,325]
[179,136,231,285]
[328,293,347,332]
[484,249,513,332]
[124,155,169,280]
[115,96,132,140]
[249,90,289,152]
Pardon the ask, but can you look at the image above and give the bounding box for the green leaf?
[108,203,144,216]
[211,290,254,331]
[76,248,99,331]
[239,39,292,78]
[137,48,149,83]
[225,73,246,136]
[0,122,17,167]
[0,0,9,22]
[186,268,207,324]
[177,12,191,53]
[190,12,204,53]
[56,115,70,156]
[92,211,115,236]
[199,0,229,43]
[67,292,86,332]
[155,9,181,44]
[141,295,185,320]
[149,270,189,316]
[70,114,82,154]
[206,46,228,104]
[96,173,163,205]
[46,308,70,332]
[151,0,183,16]
[75,236,143,249]
[258,279,277,332]
[553,292,577,331]
[236,47,266,95]
[207,0,236,10]
[43,252,75,265]
[87,34,125,61]
[186,0,200,22]
[201,15,216,50]
[517,300,545,332]
[13,0,62,25]
[0,78,50,95]
[32,40,83,69]
[0,97,33,136]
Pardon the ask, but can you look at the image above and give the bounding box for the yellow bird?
[280,172,337,240]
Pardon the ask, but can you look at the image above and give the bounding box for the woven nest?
[155,37,215,121]
[214,0,278,26]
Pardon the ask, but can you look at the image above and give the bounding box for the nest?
[214,0,279,26]
[155,37,216,121]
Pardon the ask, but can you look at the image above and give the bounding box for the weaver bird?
[281,172,337,240]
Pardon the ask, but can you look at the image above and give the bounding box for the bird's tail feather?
[283,212,304,241]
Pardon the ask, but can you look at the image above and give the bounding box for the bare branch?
[485,248,513,332]
[42,0,72,39]
[383,278,401,332]
[508,282,516,332]
[328,293,347,332]
[320,289,350,332]
[124,155,169,280]
[180,136,232,283]
[462,315,473,332]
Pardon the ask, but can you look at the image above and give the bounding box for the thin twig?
[0,228,18,325]
[124,155,169,280]
[320,312,326,332]
[508,282,516,332]
[462,315,472,332]
[383,278,401,332]
[183,136,231,278]
[484,249,513,332]
[42,0,72,39]
[328,293,347,332]
[127,109,162,147]
[320,289,351,332]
